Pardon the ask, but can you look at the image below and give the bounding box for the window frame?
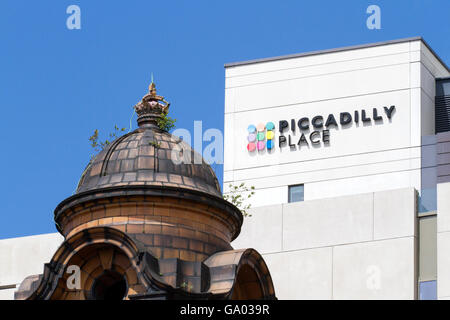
[288,184,304,203]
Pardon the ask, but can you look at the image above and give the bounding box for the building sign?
[247,106,396,152]
[247,122,276,152]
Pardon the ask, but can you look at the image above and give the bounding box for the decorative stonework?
[134,82,170,128]
[15,81,276,300]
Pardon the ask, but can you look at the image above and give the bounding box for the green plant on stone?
[223,183,255,217]
[156,112,176,132]
[88,125,126,158]
[180,281,193,292]
[76,125,127,194]
[149,140,161,148]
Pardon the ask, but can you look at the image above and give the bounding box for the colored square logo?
[247,122,275,152]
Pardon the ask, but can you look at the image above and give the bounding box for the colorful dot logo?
[247,122,275,152]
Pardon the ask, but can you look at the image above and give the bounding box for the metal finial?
[135,78,170,128]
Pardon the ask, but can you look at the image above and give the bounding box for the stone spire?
[134,80,170,128]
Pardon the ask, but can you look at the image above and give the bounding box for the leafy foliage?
[180,281,193,292]
[223,183,256,217]
[157,112,176,132]
[88,125,126,158]
[149,140,161,148]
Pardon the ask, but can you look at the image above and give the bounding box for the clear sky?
[0,0,449,239]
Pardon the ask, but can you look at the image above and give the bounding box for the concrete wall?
[437,182,450,299]
[224,38,450,207]
[437,132,450,299]
[0,233,63,300]
[232,187,418,299]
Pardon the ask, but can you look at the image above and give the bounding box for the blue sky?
[0,0,449,239]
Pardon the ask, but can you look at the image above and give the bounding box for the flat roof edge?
[224,37,449,72]
[0,232,61,241]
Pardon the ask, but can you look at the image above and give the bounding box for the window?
[419,280,437,300]
[288,184,304,203]
[418,187,437,214]
[436,78,450,133]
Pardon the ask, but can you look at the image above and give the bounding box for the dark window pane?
[289,185,304,203]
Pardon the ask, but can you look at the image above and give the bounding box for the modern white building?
[1,37,449,300]
[0,233,63,300]
[225,37,450,299]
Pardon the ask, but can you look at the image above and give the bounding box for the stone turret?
[15,81,276,300]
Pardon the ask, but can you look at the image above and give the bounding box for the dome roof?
[77,128,222,197]
[76,83,222,198]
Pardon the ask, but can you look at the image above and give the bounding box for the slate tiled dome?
[76,82,222,198]
[77,127,222,197]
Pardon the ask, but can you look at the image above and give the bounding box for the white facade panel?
[0,288,16,300]
[306,170,419,201]
[373,188,417,240]
[226,52,412,89]
[231,204,283,254]
[226,42,411,78]
[228,64,411,113]
[0,232,63,299]
[437,182,450,233]
[332,237,416,300]
[282,193,374,250]
[438,183,450,299]
[232,188,417,300]
[438,231,450,299]
[420,42,450,79]
[262,247,333,300]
